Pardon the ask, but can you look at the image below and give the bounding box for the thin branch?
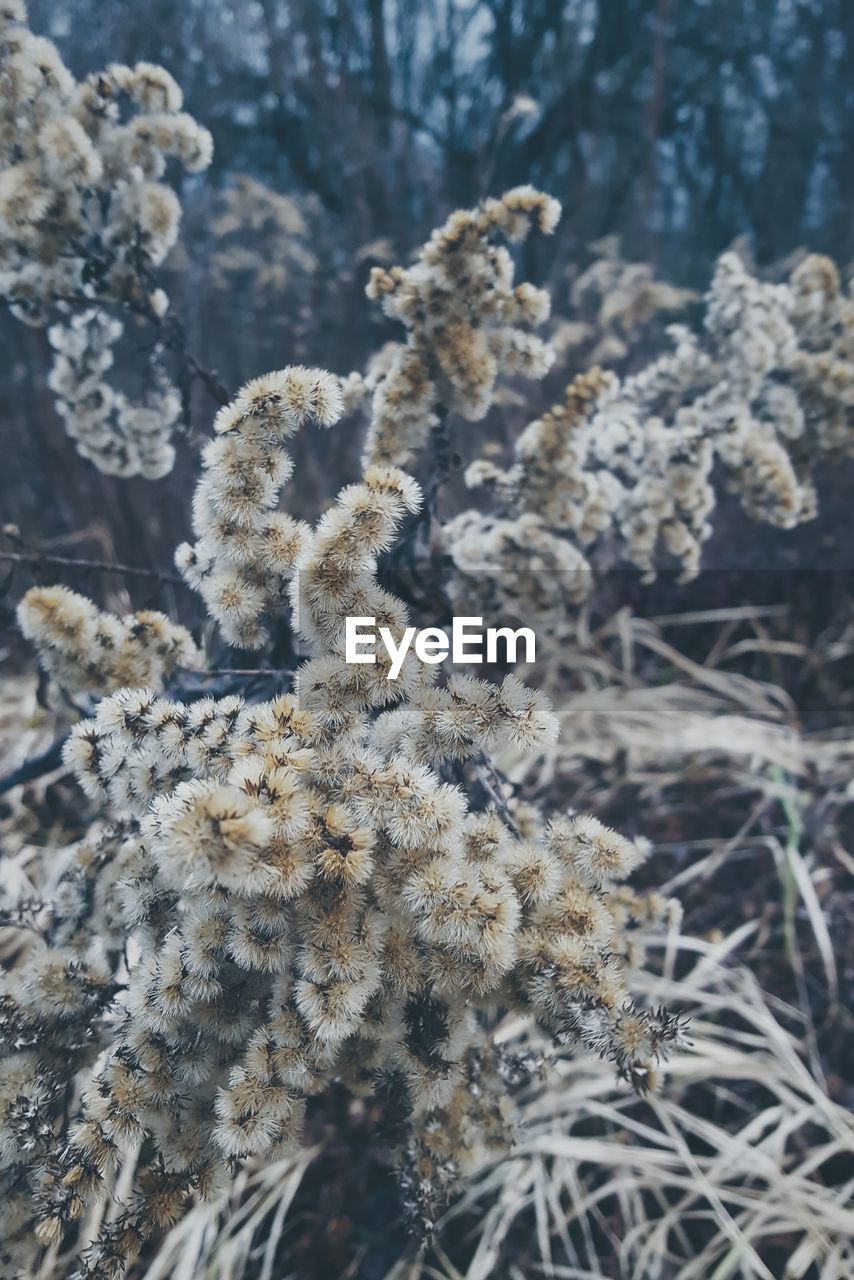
[0,548,187,587]
[160,313,230,409]
[428,412,452,509]
[20,276,230,413]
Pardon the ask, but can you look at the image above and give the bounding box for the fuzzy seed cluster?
[7,373,684,1275]
[0,2,212,476]
[175,367,345,649]
[553,234,698,368]
[349,186,560,468]
[17,584,201,694]
[455,250,854,625]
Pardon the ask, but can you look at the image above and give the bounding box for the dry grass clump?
[427,928,854,1280]
[129,925,853,1280]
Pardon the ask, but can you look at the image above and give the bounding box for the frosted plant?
[0,2,212,476]
[209,175,317,303]
[772,252,854,453]
[17,585,202,694]
[348,186,560,468]
[337,203,852,644]
[5,365,685,1276]
[453,250,854,628]
[553,233,698,367]
[453,362,719,589]
[443,507,594,636]
[47,311,181,478]
[16,189,853,1277]
[175,367,345,648]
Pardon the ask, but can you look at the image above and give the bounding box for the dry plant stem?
[0,736,67,797]
[0,548,186,586]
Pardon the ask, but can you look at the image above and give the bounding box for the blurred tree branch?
[0,548,186,587]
